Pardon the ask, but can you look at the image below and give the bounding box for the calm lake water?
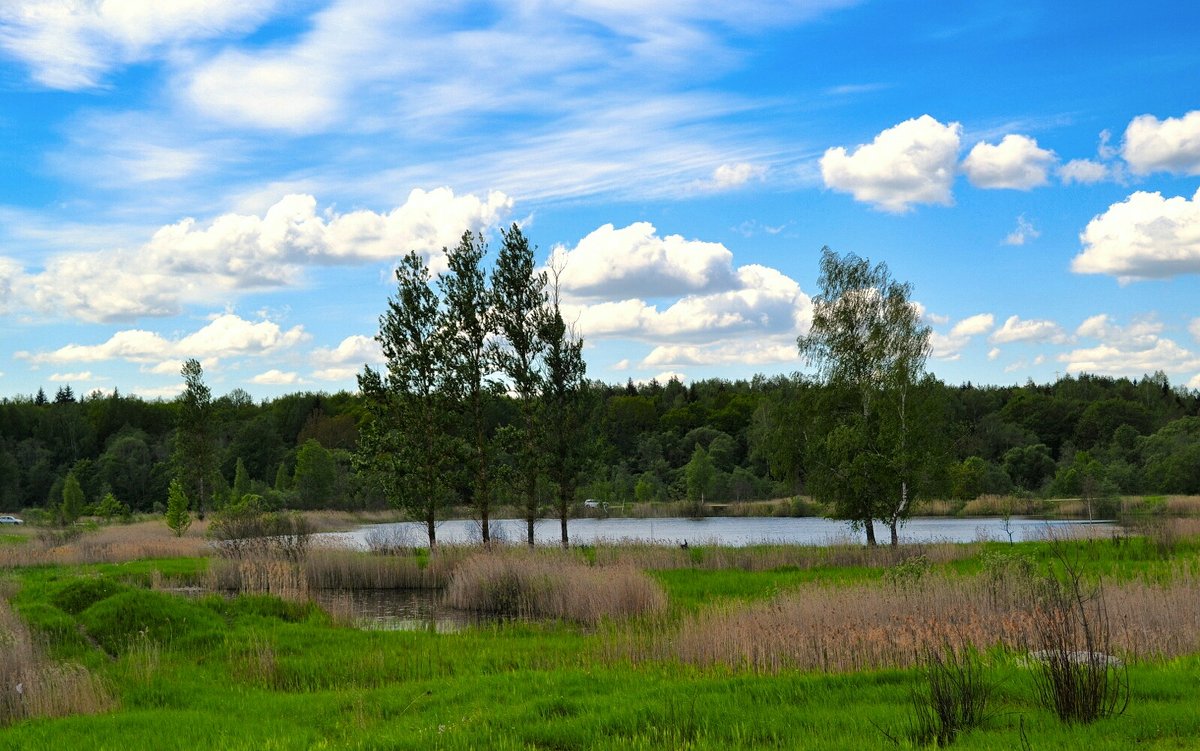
[320,515,1116,549]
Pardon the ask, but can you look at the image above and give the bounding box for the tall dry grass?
[445,551,666,625]
[0,520,208,568]
[0,597,112,725]
[608,570,1200,673]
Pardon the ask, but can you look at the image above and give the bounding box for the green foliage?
[94,491,127,522]
[231,457,251,505]
[293,439,337,506]
[685,445,715,502]
[60,470,85,525]
[164,478,191,537]
[173,358,218,518]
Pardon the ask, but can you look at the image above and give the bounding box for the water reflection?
[310,588,479,633]
[320,515,1117,550]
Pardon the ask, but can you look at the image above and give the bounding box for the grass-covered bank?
[1,524,1200,748]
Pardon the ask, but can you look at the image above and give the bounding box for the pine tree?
[231,457,251,505]
[165,478,191,537]
[173,359,218,519]
[541,267,588,548]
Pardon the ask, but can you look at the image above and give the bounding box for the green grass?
[2,539,1200,749]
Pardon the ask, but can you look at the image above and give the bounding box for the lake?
[319,515,1117,549]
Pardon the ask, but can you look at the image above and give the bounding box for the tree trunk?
[560,511,568,549]
[864,519,877,545]
[426,512,436,549]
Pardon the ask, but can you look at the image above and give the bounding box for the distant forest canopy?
[1,370,1199,516]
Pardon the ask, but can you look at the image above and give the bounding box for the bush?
[1027,545,1130,723]
[80,590,223,655]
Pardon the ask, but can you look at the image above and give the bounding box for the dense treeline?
[1,370,1198,518]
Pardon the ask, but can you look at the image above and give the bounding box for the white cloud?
[820,115,961,212]
[250,369,302,385]
[951,313,995,337]
[612,358,631,371]
[17,313,307,365]
[1189,373,1200,390]
[131,384,185,400]
[1122,111,1200,175]
[1072,188,1200,280]
[1060,339,1200,377]
[647,371,686,385]
[640,339,800,368]
[1059,159,1109,185]
[962,134,1055,189]
[930,313,994,358]
[309,334,383,381]
[13,188,511,322]
[989,315,1067,344]
[710,162,766,190]
[988,347,1001,361]
[548,222,737,300]
[569,263,810,346]
[1003,215,1040,246]
[0,0,278,89]
[1075,314,1163,347]
[48,371,94,382]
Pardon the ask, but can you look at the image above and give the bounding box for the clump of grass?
[446,551,666,625]
[0,599,112,726]
[906,642,994,747]
[79,589,224,655]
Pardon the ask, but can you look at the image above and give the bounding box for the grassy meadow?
[0,514,1198,749]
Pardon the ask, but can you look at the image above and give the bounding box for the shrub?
[1027,546,1130,724]
[908,642,993,747]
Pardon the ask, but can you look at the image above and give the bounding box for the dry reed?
[0,520,208,569]
[609,570,1200,674]
[0,598,113,725]
[445,551,666,625]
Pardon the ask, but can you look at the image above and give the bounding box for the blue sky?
[1,0,1200,400]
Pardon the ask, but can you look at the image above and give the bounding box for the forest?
[1,368,1198,520]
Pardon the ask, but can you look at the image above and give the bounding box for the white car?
[0,515,23,525]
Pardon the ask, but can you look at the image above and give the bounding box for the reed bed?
[0,598,112,725]
[608,570,1200,674]
[445,551,667,625]
[0,521,208,568]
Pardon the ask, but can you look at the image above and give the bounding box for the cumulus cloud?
[548,222,737,300]
[1059,159,1109,185]
[930,313,994,358]
[988,347,1001,361]
[640,340,800,368]
[1075,314,1163,347]
[1003,215,1040,246]
[12,188,511,322]
[820,115,961,213]
[569,264,810,346]
[1060,339,1200,377]
[962,134,1055,189]
[709,162,766,190]
[310,334,383,381]
[16,313,307,366]
[1072,188,1200,280]
[0,1,277,89]
[1122,111,1200,175]
[48,371,95,382]
[989,315,1067,344]
[250,369,302,385]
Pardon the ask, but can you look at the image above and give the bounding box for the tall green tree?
[294,439,337,507]
[439,231,497,542]
[797,247,932,545]
[540,269,588,548]
[231,457,252,506]
[490,224,548,546]
[165,477,191,537]
[60,470,84,525]
[173,359,218,519]
[357,251,456,546]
